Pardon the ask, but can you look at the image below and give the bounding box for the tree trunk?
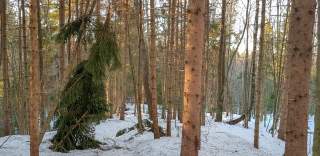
[242,0,250,118]
[120,0,130,121]
[22,0,29,134]
[245,0,260,128]
[59,0,65,81]
[166,0,176,136]
[284,0,316,155]
[37,0,46,137]
[96,0,101,22]
[277,2,290,141]
[201,0,209,126]
[312,0,320,155]
[17,0,26,134]
[254,0,266,149]
[29,0,41,155]
[149,0,161,139]
[216,0,226,122]
[67,0,72,64]
[1,0,11,136]
[180,0,205,155]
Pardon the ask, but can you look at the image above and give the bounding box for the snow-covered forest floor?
[0,104,314,156]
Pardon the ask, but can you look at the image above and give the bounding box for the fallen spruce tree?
[51,13,120,152]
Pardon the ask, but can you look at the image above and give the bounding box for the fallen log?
[116,119,165,137]
[226,114,245,125]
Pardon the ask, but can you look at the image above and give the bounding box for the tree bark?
[120,0,130,121]
[254,0,266,149]
[245,0,260,128]
[242,0,250,118]
[312,0,320,155]
[277,2,290,141]
[1,0,12,136]
[37,0,46,137]
[29,0,41,155]
[216,0,227,122]
[284,0,316,155]
[17,0,26,134]
[149,0,161,139]
[166,0,177,136]
[180,0,205,155]
[22,0,29,134]
[59,0,65,82]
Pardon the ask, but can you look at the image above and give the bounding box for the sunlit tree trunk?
[254,0,266,149]
[284,0,316,155]
[180,0,205,155]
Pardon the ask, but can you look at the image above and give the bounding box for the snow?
[0,104,288,156]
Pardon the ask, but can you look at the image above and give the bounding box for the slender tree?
[216,0,227,122]
[245,0,260,128]
[166,0,177,136]
[59,0,65,81]
[284,0,316,155]
[180,0,205,155]
[254,0,266,149]
[22,0,29,134]
[312,0,320,155]
[1,0,11,135]
[29,0,41,155]
[242,0,250,118]
[120,0,130,121]
[17,0,26,134]
[149,0,161,139]
[278,2,290,141]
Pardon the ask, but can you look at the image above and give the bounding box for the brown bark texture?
[284,0,316,155]
[180,0,205,155]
